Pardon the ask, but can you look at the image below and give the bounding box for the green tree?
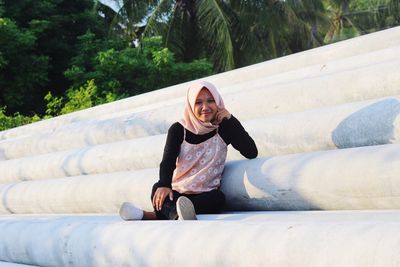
[285,0,327,49]
[348,0,400,34]
[105,0,329,70]
[0,106,40,131]
[323,0,361,43]
[44,79,118,117]
[65,35,213,97]
[1,0,109,114]
[0,17,49,114]
[107,0,236,71]
[96,0,157,42]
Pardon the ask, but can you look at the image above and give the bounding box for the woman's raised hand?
[152,187,173,211]
[213,108,231,125]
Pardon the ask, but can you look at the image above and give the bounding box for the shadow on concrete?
[332,98,400,148]
[221,154,322,212]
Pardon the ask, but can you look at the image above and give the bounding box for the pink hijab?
[179,81,225,135]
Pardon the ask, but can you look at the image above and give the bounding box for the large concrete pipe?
[1,53,400,161]
[1,144,400,213]
[2,43,400,146]
[223,143,400,211]
[1,94,399,163]
[0,211,400,266]
[1,95,400,183]
[0,170,157,214]
[80,43,400,122]
[1,26,400,140]
[0,262,37,267]
[0,135,164,183]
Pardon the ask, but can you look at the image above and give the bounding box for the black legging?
[151,182,225,220]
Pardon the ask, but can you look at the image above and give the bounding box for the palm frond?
[142,0,174,38]
[105,0,158,40]
[95,1,124,35]
[389,0,400,22]
[164,4,187,60]
[196,0,235,71]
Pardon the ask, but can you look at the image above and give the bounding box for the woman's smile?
[194,88,218,123]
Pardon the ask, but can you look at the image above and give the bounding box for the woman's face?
[193,88,218,123]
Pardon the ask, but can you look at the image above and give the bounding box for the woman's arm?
[219,115,258,159]
[158,122,184,187]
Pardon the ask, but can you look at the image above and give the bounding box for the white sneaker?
[119,202,144,220]
[176,196,197,220]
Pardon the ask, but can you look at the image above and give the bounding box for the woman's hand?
[152,187,173,211]
[213,108,231,125]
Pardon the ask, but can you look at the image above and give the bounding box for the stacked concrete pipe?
[0,44,400,159]
[0,26,400,266]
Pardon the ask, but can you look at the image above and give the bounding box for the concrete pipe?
[1,54,400,161]
[1,94,400,164]
[1,94,400,183]
[0,262,37,267]
[1,144,400,213]
[1,211,400,267]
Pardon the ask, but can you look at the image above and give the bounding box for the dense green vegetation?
[0,0,399,131]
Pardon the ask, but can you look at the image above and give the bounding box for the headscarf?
[179,81,225,135]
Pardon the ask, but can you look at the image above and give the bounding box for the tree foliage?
[44,79,119,117]
[0,16,49,114]
[0,106,40,131]
[0,0,108,114]
[0,0,399,131]
[106,0,400,71]
[64,34,213,97]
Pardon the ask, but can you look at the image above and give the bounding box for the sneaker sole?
[177,196,197,220]
[119,202,144,220]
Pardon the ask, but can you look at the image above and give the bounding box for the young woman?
[120,81,258,220]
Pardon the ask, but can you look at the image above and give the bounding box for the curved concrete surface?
[223,144,400,211]
[1,211,400,267]
[0,263,37,267]
[1,96,400,183]
[240,96,400,156]
[1,144,400,213]
[1,55,400,161]
[0,170,157,214]
[0,43,400,158]
[1,95,400,163]
[1,26,399,140]
[57,43,400,124]
[0,135,165,183]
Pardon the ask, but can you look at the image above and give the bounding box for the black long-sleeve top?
[158,115,258,188]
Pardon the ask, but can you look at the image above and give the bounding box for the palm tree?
[228,0,328,66]
[144,0,235,71]
[228,0,289,65]
[101,0,334,71]
[95,0,159,43]
[102,0,235,71]
[322,0,400,42]
[103,0,396,72]
[389,0,400,23]
[323,0,360,43]
[285,0,327,49]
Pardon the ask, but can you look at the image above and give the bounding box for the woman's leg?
[120,182,181,220]
[142,211,157,220]
[150,182,181,220]
[185,190,225,214]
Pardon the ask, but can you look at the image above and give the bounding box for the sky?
[99,0,119,11]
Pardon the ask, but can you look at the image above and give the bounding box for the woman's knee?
[150,182,160,200]
[190,190,225,214]
[210,190,225,205]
